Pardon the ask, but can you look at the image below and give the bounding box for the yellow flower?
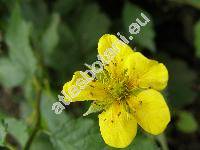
[63,34,170,148]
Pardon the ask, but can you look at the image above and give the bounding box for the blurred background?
[0,0,200,150]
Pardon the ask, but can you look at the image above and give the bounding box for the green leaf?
[40,91,106,150]
[109,135,159,150]
[46,23,78,71]
[21,0,48,28]
[54,0,81,15]
[167,59,197,108]
[0,120,7,146]
[123,2,155,52]
[30,131,54,150]
[44,23,81,85]
[50,118,106,150]
[6,4,37,74]
[171,0,200,9]
[23,79,35,102]
[189,0,200,6]
[176,111,198,133]
[21,0,49,48]
[125,135,158,150]
[4,118,29,147]
[75,3,110,52]
[41,91,72,132]
[194,20,200,58]
[41,13,60,64]
[4,5,36,85]
[0,58,25,87]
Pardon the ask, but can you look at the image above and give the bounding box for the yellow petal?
[139,63,168,90]
[128,89,170,135]
[63,71,109,102]
[124,52,168,90]
[98,34,134,78]
[99,102,137,148]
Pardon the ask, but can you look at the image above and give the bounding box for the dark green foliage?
[0,0,200,150]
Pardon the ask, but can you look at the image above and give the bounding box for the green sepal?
[130,87,145,96]
[83,101,108,116]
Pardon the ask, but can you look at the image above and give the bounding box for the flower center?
[111,82,130,101]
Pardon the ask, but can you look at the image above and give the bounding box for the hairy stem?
[24,78,42,150]
[156,134,169,150]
